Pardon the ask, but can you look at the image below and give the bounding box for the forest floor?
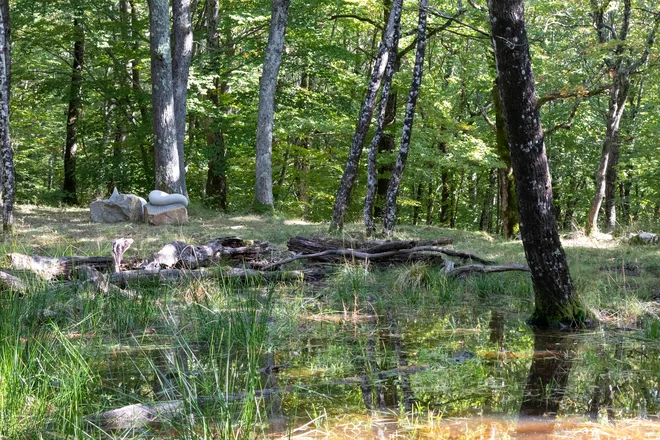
[1,204,659,439]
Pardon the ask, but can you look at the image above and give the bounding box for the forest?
[0,0,659,438]
[0,0,656,230]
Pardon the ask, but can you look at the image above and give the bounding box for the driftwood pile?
[0,235,529,295]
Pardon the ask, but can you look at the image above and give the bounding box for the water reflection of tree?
[357,311,415,413]
[516,330,576,436]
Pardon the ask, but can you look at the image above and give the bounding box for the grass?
[0,204,659,438]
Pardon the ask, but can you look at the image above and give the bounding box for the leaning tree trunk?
[148,0,183,194]
[382,0,428,236]
[489,0,587,328]
[0,3,13,233]
[254,0,291,213]
[63,17,84,205]
[363,0,402,236]
[172,0,192,197]
[585,69,629,236]
[329,0,403,232]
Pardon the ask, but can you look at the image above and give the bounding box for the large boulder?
[90,189,146,223]
[143,203,188,226]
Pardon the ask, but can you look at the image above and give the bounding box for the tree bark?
[489,0,587,327]
[329,0,403,232]
[172,0,193,197]
[148,0,184,195]
[382,0,428,235]
[63,17,84,205]
[0,2,12,233]
[254,0,291,213]
[364,0,402,236]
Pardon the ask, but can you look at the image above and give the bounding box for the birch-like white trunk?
[328,0,403,232]
[363,1,403,236]
[172,0,192,197]
[254,0,290,212]
[148,0,183,194]
[0,3,13,233]
[382,0,428,235]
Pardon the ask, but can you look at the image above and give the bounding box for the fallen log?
[142,237,269,271]
[8,253,114,280]
[288,236,453,256]
[263,245,494,271]
[74,265,137,298]
[447,263,530,278]
[0,270,27,293]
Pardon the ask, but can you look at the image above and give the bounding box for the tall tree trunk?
[364,0,402,236]
[329,0,403,232]
[0,3,13,233]
[480,170,496,232]
[375,133,396,217]
[489,0,587,328]
[451,170,464,229]
[604,140,620,230]
[493,81,518,238]
[412,183,423,225]
[172,0,192,197]
[148,0,183,194]
[585,0,658,235]
[425,181,434,225]
[585,71,629,235]
[382,0,428,235]
[254,0,291,213]
[204,0,228,211]
[63,17,84,205]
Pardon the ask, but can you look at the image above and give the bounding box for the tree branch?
[329,14,382,30]
[536,84,611,109]
[398,10,465,60]
[545,99,581,136]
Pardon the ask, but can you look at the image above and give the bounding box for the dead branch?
[263,245,494,271]
[8,253,114,280]
[112,238,133,273]
[143,237,269,271]
[287,236,453,255]
[447,263,529,278]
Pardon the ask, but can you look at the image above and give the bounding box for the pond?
[90,296,660,439]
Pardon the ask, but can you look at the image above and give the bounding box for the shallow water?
[86,300,660,439]
[256,304,660,438]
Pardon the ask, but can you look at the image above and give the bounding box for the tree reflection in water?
[516,330,577,437]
